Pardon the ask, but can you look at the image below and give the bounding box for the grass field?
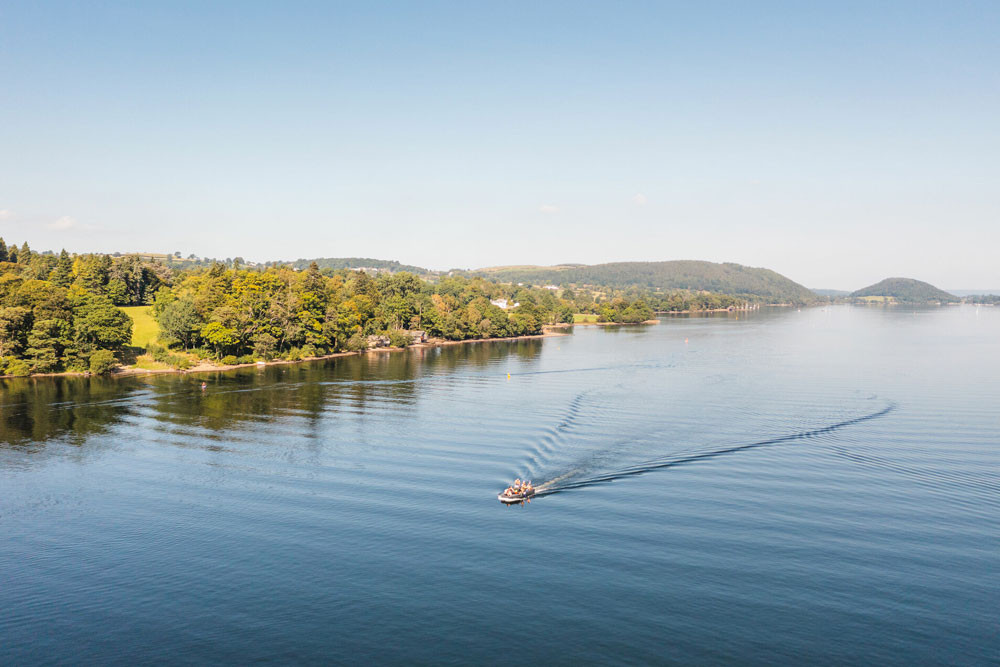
[121,306,160,350]
[573,313,599,323]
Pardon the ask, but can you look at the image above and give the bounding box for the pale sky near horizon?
[1,1,998,290]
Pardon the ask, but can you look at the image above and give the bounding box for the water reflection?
[0,339,544,451]
[0,375,143,449]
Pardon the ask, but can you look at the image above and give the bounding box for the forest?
[849,278,960,303]
[0,240,765,377]
[470,260,816,304]
[0,241,580,376]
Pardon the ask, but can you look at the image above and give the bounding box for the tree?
[106,278,129,305]
[158,298,199,348]
[89,349,118,375]
[5,359,30,376]
[201,321,238,357]
[50,249,74,287]
[252,332,278,359]
[151,286,176,317]
[25,318,70,372]
[0,307,32,357]
[73,294,133,352]
[17,242,31,264]
[0,238,7,262]
[75,254,112,293]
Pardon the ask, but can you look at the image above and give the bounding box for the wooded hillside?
[472,260,815,304]
[850,278,958,303]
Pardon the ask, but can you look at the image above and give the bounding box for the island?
[850,277,960,305]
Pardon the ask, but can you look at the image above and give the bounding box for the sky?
[1,1,998,290]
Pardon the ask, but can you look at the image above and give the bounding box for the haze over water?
[2,305,997,664]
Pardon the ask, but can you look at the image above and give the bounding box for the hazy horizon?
[2,2,997,289]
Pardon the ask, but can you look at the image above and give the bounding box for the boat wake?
[529,402,898,497]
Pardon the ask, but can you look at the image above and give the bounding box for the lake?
[1,305,997,664]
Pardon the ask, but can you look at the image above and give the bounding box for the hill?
[811,288,850,297]
[473,260,815,303]
[287,257,430,273]
[850,278,959,303]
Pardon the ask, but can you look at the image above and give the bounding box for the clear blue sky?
[2,1,997,289]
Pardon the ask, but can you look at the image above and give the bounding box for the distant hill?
[850,278,959,303]
[473,260,815,303]
[812,288,850,297]
[288,257,430,273]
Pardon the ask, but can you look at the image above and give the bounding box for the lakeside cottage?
[368,331,426,348]
[405,330,427,343]
[490,298,520,310]
[366,335,391,348]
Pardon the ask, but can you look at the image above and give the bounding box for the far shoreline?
[569,319,660,326]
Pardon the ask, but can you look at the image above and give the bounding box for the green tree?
[74,294,133,352]
[5,358,30,376]
[17,242,32,265]
[106,278,129,305]
[158,298,200,348]
[25,318,70,372]
[0,306,32,357]
[201,321,238,357]
[151,286,176,317]
[252,332,278,359]
[89,349,118,374]
[50,249,74,287]
[75,254,112,293]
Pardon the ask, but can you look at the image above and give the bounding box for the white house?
[490,298,520,310]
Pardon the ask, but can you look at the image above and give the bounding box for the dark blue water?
[2,306,998,664]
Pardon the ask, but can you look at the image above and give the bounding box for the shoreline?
[1,326,571,381]
[655,307,765,315]
[570,319,660,327]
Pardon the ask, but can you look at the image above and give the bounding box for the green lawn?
[573,313,599,323]
[121,306,160,349]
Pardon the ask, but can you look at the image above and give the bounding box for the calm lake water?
[2,305,998,665]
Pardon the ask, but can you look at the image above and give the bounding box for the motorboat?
[498,486,535,503]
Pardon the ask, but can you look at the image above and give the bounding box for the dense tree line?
[152,263,575,361]
[0,241,677,377]
[562,285,748,315]
[468,260,815,304]
[287,257,429,273]
[642,290,748,312]
[0,240,135,376]
[963,294,1000,305]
